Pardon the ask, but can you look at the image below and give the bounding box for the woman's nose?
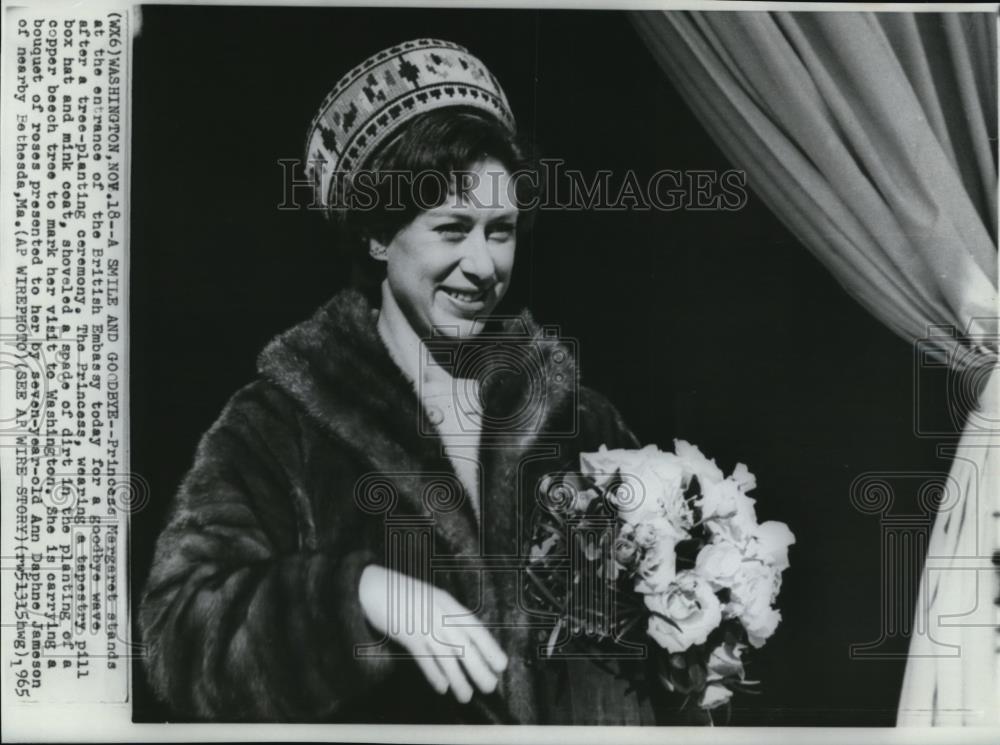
[458,229,495,281]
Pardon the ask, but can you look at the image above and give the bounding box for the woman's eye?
[487,224,515,242]
[434,224,468,240]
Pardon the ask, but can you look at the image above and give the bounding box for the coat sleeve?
[138,383,393,721]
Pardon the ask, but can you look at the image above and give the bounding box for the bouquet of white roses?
[525,440,795,722]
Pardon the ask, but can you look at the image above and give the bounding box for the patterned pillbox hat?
[304,38,516,209]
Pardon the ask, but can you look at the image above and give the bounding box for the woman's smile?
[440,284,493,312]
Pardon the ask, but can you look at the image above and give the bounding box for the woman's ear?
[368,237,388,262]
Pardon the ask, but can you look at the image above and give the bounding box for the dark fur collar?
[258,288,579,452]
[256,288,579,543]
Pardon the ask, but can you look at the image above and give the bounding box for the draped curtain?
[629,10,998,726]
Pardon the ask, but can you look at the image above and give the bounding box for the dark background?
[130,5,959,726]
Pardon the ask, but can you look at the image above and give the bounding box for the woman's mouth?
[440,286,492,311]
[443,287,488,302]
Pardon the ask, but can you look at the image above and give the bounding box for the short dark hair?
[328,108,538,301]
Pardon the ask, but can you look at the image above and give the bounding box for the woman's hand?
[358,564,508,704]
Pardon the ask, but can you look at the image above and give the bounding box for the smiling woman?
[370,160,520,340]
[331,107,537,312]
[137,38,656,724]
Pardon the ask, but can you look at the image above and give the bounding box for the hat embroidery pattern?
[304,39,516,209]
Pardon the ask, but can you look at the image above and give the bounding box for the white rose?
[697,478,740,520]
[731,560,781,605]
[632,521,656,549]
[580,445,694,529]
[730,462,757,492]
[730,561,783,647]
[643,452,693,530]
[614,464,689,530]
[748,520,795,571]
[634,548,677,595]
[700,683,734,710]
[644,571,722,652]
[707,641,746,682]
[694,541,743,590]
[673,439,724,487]
[643,450,685,492]
[743,605,781,648]
[580,444,660,489]
[608,472,664,525]
[632,519,685,594]
[538,473,599,515]
[701,480,758,545]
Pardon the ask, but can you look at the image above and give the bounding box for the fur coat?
[139,288,656,724]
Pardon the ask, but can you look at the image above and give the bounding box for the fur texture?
[139,288,646,723]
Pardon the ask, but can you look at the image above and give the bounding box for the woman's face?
[374,158,518,339]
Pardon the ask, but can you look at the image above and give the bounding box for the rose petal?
[700,683,733,710]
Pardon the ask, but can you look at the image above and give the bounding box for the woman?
[139,38,657,724]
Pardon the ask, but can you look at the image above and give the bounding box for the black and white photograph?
[1,0,998,740]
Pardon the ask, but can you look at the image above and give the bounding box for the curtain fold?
[630,10,998,726]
